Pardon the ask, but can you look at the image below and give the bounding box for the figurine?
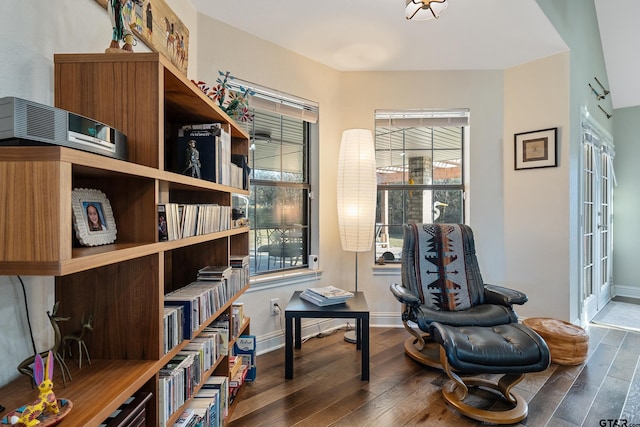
[18,303,72,387]
[62,314,94,369]
[107,0,142,52]
[10,351,59,427]
[183,140,201,178]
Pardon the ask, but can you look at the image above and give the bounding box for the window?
[233,82,318,275]
[374,109,468,262]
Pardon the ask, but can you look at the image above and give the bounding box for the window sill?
[372,263,401,276]
[248,269,322,290]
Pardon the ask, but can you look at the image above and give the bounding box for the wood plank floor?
[228,322,640,426]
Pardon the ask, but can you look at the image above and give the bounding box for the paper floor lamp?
[337,129,377,343]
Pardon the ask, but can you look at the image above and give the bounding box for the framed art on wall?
[72,188,117,246]
[514,127,558,170]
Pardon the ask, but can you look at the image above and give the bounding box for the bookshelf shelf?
[0,53,250,426]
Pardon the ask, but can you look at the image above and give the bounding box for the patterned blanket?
[412,223,484,311]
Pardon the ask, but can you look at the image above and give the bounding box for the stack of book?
[300,286,354,306]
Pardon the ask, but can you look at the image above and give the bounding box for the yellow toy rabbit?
[10,351,59,427]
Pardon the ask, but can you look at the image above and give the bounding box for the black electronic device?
[0,96,127,160]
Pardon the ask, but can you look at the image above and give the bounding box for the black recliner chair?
[390,223,550,424]
[390,223,529,367]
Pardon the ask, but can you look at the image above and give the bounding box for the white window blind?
[228,79,319,123]
[375,109,469,127]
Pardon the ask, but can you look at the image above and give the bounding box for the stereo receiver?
[0,96,127,160]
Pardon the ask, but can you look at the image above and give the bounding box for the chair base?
[441,376,528,425]
[405,334,530,424]
[403,336,443,369]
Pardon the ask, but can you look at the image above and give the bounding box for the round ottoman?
[522,317,588,365]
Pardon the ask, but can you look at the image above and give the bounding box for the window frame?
[374,109,468,263]
[231,82,318,277]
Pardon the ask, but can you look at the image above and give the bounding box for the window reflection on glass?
[374,110,467,263]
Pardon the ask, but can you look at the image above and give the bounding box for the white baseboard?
[255,313,403,356]
[613,284,640,300]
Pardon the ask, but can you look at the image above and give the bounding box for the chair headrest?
[402,223,485,311]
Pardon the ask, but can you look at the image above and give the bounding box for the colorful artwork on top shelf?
[95,0,189,75]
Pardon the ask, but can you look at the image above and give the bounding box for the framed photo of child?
[72,188,117,246]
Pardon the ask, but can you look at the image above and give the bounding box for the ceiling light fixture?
[405,0,448,20]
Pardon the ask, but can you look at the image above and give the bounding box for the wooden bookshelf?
[0,53,250,426]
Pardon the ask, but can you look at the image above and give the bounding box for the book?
[174,409,196,427]
[198,265,232,278]
[158,204,168,241]
[300,290,350,306]
[174,127,221,183]
[306,286,354,300]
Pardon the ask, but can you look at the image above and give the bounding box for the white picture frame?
[72,188,117,246]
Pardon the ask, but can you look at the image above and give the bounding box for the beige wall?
[195,13,527,339]
[504,52,571,320]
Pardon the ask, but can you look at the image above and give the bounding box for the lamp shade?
[337,129,377,253]
[405,0,448,20]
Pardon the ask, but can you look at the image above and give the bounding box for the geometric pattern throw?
[412,223,485,311]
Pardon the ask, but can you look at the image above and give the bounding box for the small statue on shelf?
[4,351,73,427]
[17,302,72,388]
[62,314,94,370]
[10,351,59,426]
[106,0,142,52]
[183,140,201,179]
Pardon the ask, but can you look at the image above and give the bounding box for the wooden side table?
[284,291,370,381]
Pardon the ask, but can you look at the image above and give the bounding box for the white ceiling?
[594,0,640,109]
[192,0,639,109]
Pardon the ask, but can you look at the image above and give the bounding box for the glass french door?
[581,111,614,322]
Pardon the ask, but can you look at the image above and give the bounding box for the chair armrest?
[484,284,528,306]
[390,283,421,308]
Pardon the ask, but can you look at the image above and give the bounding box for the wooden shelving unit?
[0,52,250,426]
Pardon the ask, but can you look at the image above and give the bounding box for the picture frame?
[514,127,558,170]
[72,188,117,246]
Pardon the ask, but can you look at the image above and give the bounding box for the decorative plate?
[0,399,72,427]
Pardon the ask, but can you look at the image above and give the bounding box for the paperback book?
[300,286,354,306]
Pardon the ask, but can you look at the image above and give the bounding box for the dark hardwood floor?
[228,320,640,426]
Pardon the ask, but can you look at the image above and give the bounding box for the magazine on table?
[305,285,354,300]
[300,290,349,306]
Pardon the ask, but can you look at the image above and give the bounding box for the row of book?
[165,281,231,342]
[163,259,250,355]
[159,203,231,242]
[159,330,231,426]
[164,305,185,354]
[300,285,354,306]
[197,263,247,309]
[161,335,256,426]
[163,373,229,427]
[159,352,198,426]
[159,332,254,425]
[229,255,250,293]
